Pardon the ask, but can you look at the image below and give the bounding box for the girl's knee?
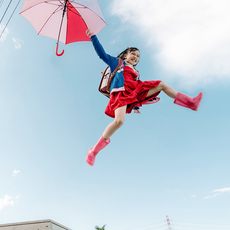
[114,118,125,127]
[159,81,167,90]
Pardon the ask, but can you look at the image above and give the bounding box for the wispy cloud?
[213,187,230,193]
[0,195,14,211]
[0,25,23,49]
[12,169,20,176]
[0,24,9,42]
[12,37,24,49]
[15,195,21,200]
[111,0,230,87]
[204,193,219,199]
[110,39,116,44]
[205,187,230,199]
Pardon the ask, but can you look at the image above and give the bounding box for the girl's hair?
[117,47,139,66]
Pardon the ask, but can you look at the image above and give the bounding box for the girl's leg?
[146,81,203,111]
[146,81,177,99]
[86,105,127,166]
[102,105,127,139]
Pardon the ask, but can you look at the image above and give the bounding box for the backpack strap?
[106,58,124,93]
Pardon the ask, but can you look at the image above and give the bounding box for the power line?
[168,220,230,230]
[121,220,168,230]
[0,0,12,24]
[0,0,21,39]
[120,217,230,230]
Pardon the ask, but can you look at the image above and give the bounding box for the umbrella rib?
[20,0,63,14]
[21,1,107,27]
[21,0,107,44]
[67,2,89,29]
[67,6,83,17]
[56,0,65,7]
[37,5,63,35]
[46,1,63,7]
[68,2,107,26]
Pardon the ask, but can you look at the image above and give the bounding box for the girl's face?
[124,50,140,66]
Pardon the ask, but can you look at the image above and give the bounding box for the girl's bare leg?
[102,105,127,140]
[86,105,127,166]
[146,81,203,111]
[146,82,177,99]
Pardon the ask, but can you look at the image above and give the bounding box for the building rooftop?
[0,219,71,230]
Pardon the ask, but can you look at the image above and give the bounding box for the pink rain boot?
[174,92,203,111]
[86,136,110,166]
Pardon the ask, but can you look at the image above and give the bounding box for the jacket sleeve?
[91,35,117,68]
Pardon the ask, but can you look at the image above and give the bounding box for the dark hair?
[117,47,140,66]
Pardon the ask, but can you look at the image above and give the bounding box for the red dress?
[105,65,161,118]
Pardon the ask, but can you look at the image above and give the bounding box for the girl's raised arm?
[86,29,117,68]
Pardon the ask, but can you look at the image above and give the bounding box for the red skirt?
[105,66,161,118]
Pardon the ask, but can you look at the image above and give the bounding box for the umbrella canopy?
[20,0,107,55]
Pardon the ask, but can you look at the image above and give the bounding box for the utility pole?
[166,215,172,230]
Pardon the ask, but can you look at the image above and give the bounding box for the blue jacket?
[91,35,130,93]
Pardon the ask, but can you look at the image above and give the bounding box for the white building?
[0,219,71,230]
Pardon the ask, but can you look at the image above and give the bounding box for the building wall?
[0,220,71,230]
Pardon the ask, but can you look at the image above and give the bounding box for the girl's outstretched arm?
[86,29,117,68]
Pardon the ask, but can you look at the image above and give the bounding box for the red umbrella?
[20,0,107,56]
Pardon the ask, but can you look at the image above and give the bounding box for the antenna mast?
[166,215,172,230]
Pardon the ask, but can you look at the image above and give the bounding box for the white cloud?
[0,24,9,42]
[111,39,116,44]
[0,25,23,49]
[111,0,230,87]
[0,195,14,211]
[204,193,219,199]
[12,169,20,176]
[213,187,230,193]
[15,195,21,200]
[12,37,24,49]
[205,187,230,199]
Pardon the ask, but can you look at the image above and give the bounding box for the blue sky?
[0,1,230,230]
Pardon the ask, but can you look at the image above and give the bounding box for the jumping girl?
[85,29,203,166]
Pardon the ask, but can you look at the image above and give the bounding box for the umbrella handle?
[56,43,64,56]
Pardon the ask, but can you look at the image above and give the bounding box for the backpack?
[98,58,124,98]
